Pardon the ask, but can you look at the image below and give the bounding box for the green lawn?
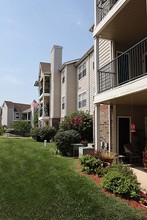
[0,137,146,220]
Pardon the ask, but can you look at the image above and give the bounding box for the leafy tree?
[12,121,32,137]
[34,112,38,127]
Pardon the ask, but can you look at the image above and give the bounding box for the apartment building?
[35,45,96,129]
[93,0,147,155]
[1,101,31,128]
[75,46,95,115]
[34,62,51,127]
[60,59,79,119]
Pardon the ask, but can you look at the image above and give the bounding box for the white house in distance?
[93,0,147,155]
[1,101,31,128]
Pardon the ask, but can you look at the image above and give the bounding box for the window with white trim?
[15,112,20,119]
[78,62,86,80]
[78,92,86,108]
[62,96,65,110]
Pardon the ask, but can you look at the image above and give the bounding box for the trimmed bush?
[11,121,32,137]
[54,130,81,156]
[80,155,102,174]
[59,111,93,142]
[31,126,56,142]
[102,170,140,200]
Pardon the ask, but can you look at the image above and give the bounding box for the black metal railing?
[97,0,118,24]
[98,37,147,93]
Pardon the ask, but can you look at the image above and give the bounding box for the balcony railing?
[98,37,147,93]
[97,0,118,24]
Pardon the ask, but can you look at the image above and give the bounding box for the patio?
[131,167,147,192]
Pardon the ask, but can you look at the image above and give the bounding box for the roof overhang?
[93,0,147,47]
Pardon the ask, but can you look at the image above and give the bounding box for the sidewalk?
[131,167,147,192]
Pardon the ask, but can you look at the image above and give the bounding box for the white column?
[94,36,99,94]
[94,104,100,152]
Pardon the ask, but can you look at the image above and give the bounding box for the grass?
[0,137,146,220]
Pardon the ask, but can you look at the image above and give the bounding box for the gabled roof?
[34,62,51,87]
[59,59,80,72]
[40,62,51,74]
[4,101,30,112]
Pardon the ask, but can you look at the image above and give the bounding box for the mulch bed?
[77,162,147,219]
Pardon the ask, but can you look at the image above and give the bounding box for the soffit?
[97,0,147,47]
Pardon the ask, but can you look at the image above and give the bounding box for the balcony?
[98,37,147,93]
[97,0,118,24]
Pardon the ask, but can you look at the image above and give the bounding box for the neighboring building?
[1,101,31,128]
[35,45,95,129]
[75,46,95,115]
[34,62,51,127]
[93,0,147,155]
[60,59,79,119]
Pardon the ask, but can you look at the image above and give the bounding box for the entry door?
[118,117,130,155]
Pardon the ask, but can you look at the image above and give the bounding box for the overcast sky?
[0,0,94,106]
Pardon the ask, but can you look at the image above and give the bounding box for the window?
[62,96,65,110]
[62,71,65,83]
[78,62,86,80]
[78,92,86,108]
[15,112,20,119]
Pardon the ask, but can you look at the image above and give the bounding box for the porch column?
[94,104,100,152]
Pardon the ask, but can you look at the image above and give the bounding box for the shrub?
[31,126,56,142]
[102,170,140,200]
[106,163,138,182]
[11,121,32,137]
[0,126,5,136]
[59,111,93,142]
[54,130,81,156]
[80,155,102,174]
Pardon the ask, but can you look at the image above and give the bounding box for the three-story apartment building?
[34,62,51,127]
[93,0,147,155]
[60,59,79,119]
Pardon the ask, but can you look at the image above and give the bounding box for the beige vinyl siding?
[99,38,111,68]
[77,59,89,111]
[8,107,14,128]
[61,68,66,118]
[2,103,7,126]
[66,64,77,115]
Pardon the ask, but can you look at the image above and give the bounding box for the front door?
[118,117,130,154]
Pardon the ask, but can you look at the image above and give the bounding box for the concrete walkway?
[131,167,147,192]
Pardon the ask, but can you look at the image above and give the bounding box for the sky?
[0,0,94,106]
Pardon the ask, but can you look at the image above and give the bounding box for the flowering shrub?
[59,111,93,142]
